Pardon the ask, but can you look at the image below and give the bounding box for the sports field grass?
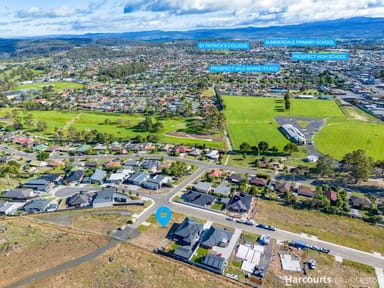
[0,109,224,148]
[314,119,384,160]
[223,96,345,150]
[12,81,84,92]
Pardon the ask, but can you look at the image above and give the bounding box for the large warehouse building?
[280,124,306,144]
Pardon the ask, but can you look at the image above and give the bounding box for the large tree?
[239,142,251,154]
[258,141,269,154]
[316,155,335,177]
[283,143,299,154]
[340,149,373,183]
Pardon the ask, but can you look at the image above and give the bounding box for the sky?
[0,0,383,37]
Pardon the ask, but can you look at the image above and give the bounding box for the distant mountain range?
[0,17,383,56]
[56,17,384,40]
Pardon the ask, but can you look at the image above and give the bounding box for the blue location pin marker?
[156,206,172,227]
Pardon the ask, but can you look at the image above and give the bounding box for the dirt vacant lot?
[25,243,246,288]
[0,217,109,287]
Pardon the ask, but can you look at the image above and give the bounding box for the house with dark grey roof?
[127,172,150,185]
[182,191,216,207]
[63,170,85,184]
[200,226,233,249]
[22,198,52,213]
[37,173,62,184]
[141,159,160,173]
[90,169,107,184]
[201,254,227,274]
[173,246,194,260]
[92,188,130,208]
[227,193,253,213]
[228,173,244,184]
[92,188,115,208]
[1,189,35,201]
[123,160,140,170]
[213,185,231,197]
[143,175,171,190]
[349,196,372,210]
[171,217,203,246]
[22,179,51,192]
[67,193,92,208]
[194,182,212,193]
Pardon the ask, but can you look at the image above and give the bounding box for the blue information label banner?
[197,41,250,50]
[209,64,280,73]
[291,52,349,61]
[264,38,336,47]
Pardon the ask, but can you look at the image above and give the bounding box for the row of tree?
[316,149,384,183]
[239,141,298,156]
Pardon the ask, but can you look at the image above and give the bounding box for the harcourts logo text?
[284,276,332,286]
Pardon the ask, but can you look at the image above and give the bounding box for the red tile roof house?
[208,169,223,178]
[324,190,337,203]
[174,145,190,154]
[105,161,122,169]
[249,176,268,187]
[13,136,34,146]
[297,186,315,197]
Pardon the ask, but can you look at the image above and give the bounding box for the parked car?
[226,216,234,221]
[257,223,276,231]
[319,247,330,254]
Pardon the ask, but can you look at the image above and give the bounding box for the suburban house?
[90,169,107,184]
[22,179,51,192]
[108,171,130,184]
[205,150,220,160]
[63,170,85,184]
[105,160,122,169]
[324,190,337,203]
[194,182,212,193]
[173,246,194,260]
[143,175,171,190]
[174,145,190,154]
[249,177,268,187]
[228,173,244,184]
[0,201,18,215]
[213,185,231,197]
[127,172,150,185]
[67,192,92,208]
[141,159,160,173]
[297,186,316,197]
[171,217,203,246]
[92,188,129,208]
[200,226,233,249]
[201,254,227,274]
[182,191,216,207]
[22,198,54,213]
[1,189,36,201]
[273,182,291,193]
[207,169,223,178]
[123,160,140,170]
[227,193,253,213]
[349,196,372,210]
[38,173,62,184]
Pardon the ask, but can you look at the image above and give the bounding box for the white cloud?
[1,0,384,36]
